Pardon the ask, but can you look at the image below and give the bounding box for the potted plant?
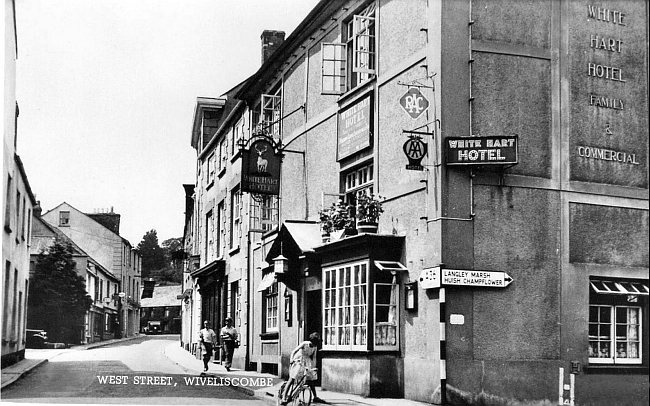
[319,200,354,242]
[355,193,384,234]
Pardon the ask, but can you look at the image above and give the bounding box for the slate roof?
[140,285,182,308]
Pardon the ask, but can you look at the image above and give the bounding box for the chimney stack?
[33,201,42,217]
[261,30,285,65]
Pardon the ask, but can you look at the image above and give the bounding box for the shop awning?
[257,271,276,292]
[374,261,408,273]
[590,279,649,296]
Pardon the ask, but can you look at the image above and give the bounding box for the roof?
[140,285,183,308]
[283,220,322,252]
[265,220,321,262]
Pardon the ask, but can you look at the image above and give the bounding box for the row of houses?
[3,0,141,365]
[178,0,648,404]
[33,203,143,343]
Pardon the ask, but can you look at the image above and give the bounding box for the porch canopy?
[262,220,322,289]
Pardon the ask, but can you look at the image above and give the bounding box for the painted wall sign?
[399,87,429,120]
[337,95,371,160]
[403,137,427,171]
[445,135,518,166]
[241,137,281,195]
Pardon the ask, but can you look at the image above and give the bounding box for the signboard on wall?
[241,136,281,195]
[337,95,371,160]
[445,135,518,166]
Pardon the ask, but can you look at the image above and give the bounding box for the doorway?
[305,289,322,385]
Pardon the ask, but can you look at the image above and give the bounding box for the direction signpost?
[420,266,513,289]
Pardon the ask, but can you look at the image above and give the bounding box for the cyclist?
[280,332,324,404]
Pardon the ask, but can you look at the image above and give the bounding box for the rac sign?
[399,87,429,120]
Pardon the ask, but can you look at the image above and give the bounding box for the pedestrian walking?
[199,320,217,372]
[220,317,239,371]
[281,332,324,404]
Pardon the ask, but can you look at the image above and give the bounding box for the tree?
[28,239,92,344]
[137,230,166,279]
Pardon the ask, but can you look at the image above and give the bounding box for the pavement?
[2,336,433,406]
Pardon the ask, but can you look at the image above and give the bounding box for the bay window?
[323,259,401,351]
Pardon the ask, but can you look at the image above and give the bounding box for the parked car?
[146,321,162,334]
[26,329,48,348]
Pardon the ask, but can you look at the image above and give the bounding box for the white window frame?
[207,152,215,185]
[265,281,279,332]
[59,211,70,226]
[321,2,376,95]
[323,261,368,351]
[261,92,282,138]
[230,188,241,249]
[251,195,279,233]
[589,304,642,365]
[321,43,347,95]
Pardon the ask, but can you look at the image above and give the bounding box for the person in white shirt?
[220,317,239,371]
[199,320,217,372]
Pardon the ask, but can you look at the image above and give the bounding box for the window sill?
[229,246,240,256]
[231,150,242,163]
[206,181,215,191]
[583,365,648,375]
[337,77,376,106]
[4,225,11,233]
[259,332,278,340]
[217,168,226,179]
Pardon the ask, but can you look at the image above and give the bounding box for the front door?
[305,289,322,385]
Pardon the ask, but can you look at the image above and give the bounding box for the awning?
[374,261,408,273]
[590,279,649,296]
[257,271,276,292]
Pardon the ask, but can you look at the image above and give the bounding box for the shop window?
[251,195,279,233]
[59,211,70,227]
[589,278,648,365]
[323,260,400,351]
[264,281,279,332]
[321,2,376,94]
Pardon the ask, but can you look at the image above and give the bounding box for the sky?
[15,0,320,246]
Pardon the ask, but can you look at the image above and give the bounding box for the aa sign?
[399,87,429,120]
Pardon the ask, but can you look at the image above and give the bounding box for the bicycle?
[277,368,316,406]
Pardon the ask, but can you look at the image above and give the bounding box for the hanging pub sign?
[403,136,427,171]
[445,135,519,166]
[241,135,281,195]
[337,94,371,160]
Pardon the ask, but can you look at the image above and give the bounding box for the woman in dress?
[280,332,324,404]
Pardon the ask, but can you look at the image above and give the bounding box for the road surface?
[1,335,265,405]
